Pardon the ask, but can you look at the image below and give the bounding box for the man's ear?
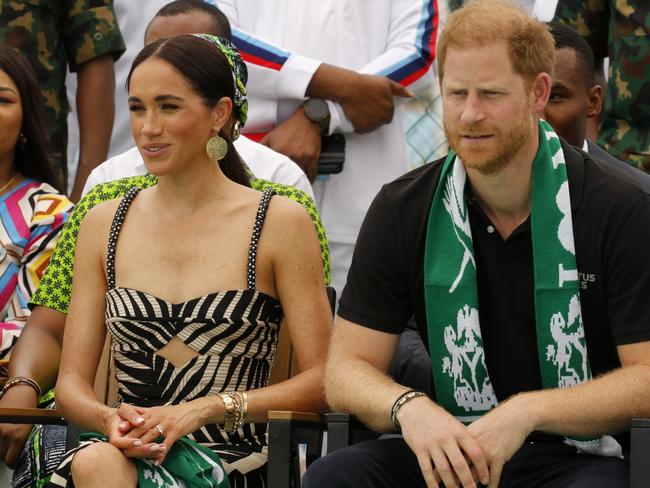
[531,72,552,113]
[587,84,602,120]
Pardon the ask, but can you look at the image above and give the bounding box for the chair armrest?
[268,411,324,488]
[631,418,650,488]
[268,411,322,423]
[326,412,380,454]
[0,407,66,425]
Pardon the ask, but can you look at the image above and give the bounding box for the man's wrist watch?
[302,98,331,134]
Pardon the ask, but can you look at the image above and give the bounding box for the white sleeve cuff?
[276,55,322,99]
[326,100,354,135]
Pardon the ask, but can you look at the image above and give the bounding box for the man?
[0,1,125,200]
[305,2,650,487]
[82,0,313,199]
[554,1,650,171]
[544,22,650,186]
[210,0,438,295]
[0,5,329,486]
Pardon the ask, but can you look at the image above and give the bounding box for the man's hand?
[398,396,490,488]
[0,386,39,467]
[261,107,322,182]
[467,395,535,488]
[340,74,413,134]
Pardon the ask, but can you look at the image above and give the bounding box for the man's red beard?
[444,113,534,175]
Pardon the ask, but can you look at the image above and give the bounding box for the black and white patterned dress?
[50,187,282,487]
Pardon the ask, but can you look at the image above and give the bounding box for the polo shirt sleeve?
[603,191,650,345]
[338,186,413,334]
[63,0,126,71]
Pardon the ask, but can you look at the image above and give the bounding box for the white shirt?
[211,0,437,247]
[82,135,314,198]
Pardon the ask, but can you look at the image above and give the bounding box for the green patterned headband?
[193,34,248,126]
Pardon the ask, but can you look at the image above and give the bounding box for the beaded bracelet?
[390,390,427,429]
[0,376,42,400]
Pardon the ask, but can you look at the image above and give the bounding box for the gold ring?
[153,424,165,436]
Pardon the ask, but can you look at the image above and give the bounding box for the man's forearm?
[326,354,410,432]
[305,64,353,103]
[72,54,116,200]
[520,363,650,437]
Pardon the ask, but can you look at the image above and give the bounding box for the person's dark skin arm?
[261,63,412,181]
[69,54,116,202]
[0,306,66,466]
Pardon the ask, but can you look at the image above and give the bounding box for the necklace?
[0,173,18,194]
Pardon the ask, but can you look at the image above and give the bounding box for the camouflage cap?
[193,34,248,127]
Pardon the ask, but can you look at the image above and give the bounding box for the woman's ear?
[210,96,233,134]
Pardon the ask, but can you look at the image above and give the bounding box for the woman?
[0,46,72,363]
[50,35,331,487]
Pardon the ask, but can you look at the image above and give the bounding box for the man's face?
[441,42,536,175]
[542,48,596,147]
[145,11,218,45]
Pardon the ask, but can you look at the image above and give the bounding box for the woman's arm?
[55,204,114,434]
[120,197,332,465]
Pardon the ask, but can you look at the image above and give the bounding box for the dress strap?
[247,188,275,290]
[106,187,141,289]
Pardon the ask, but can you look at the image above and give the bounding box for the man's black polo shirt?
[339,141,650,402]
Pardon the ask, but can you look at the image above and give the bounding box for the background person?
[0,46,73,363]
[0,0,125,200]
[81,0,314,199]
[554,0,650,171]
[209,0,438,297]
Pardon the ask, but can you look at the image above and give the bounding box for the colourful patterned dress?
[0,179,72,360]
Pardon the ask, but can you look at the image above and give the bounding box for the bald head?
[144,0,231,45]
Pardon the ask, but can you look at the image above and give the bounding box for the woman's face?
[128,57,230,176]
[0,68,23,164]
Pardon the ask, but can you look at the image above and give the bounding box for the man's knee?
[303,449,358,488]
[304,438,423,488]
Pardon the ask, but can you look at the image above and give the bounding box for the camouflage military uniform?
[554,0,650,170]
[0,0,125,189]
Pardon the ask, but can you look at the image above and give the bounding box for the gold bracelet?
[0,376,42,400]
[229,392,248,431]
[218,392,236,433]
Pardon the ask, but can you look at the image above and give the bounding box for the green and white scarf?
[424,120,620,456]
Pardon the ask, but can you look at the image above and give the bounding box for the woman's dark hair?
[127,35,250,187]
[0,46,62,191]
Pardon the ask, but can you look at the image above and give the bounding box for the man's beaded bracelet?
[390,390,427,429]
[0,376,42,400]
